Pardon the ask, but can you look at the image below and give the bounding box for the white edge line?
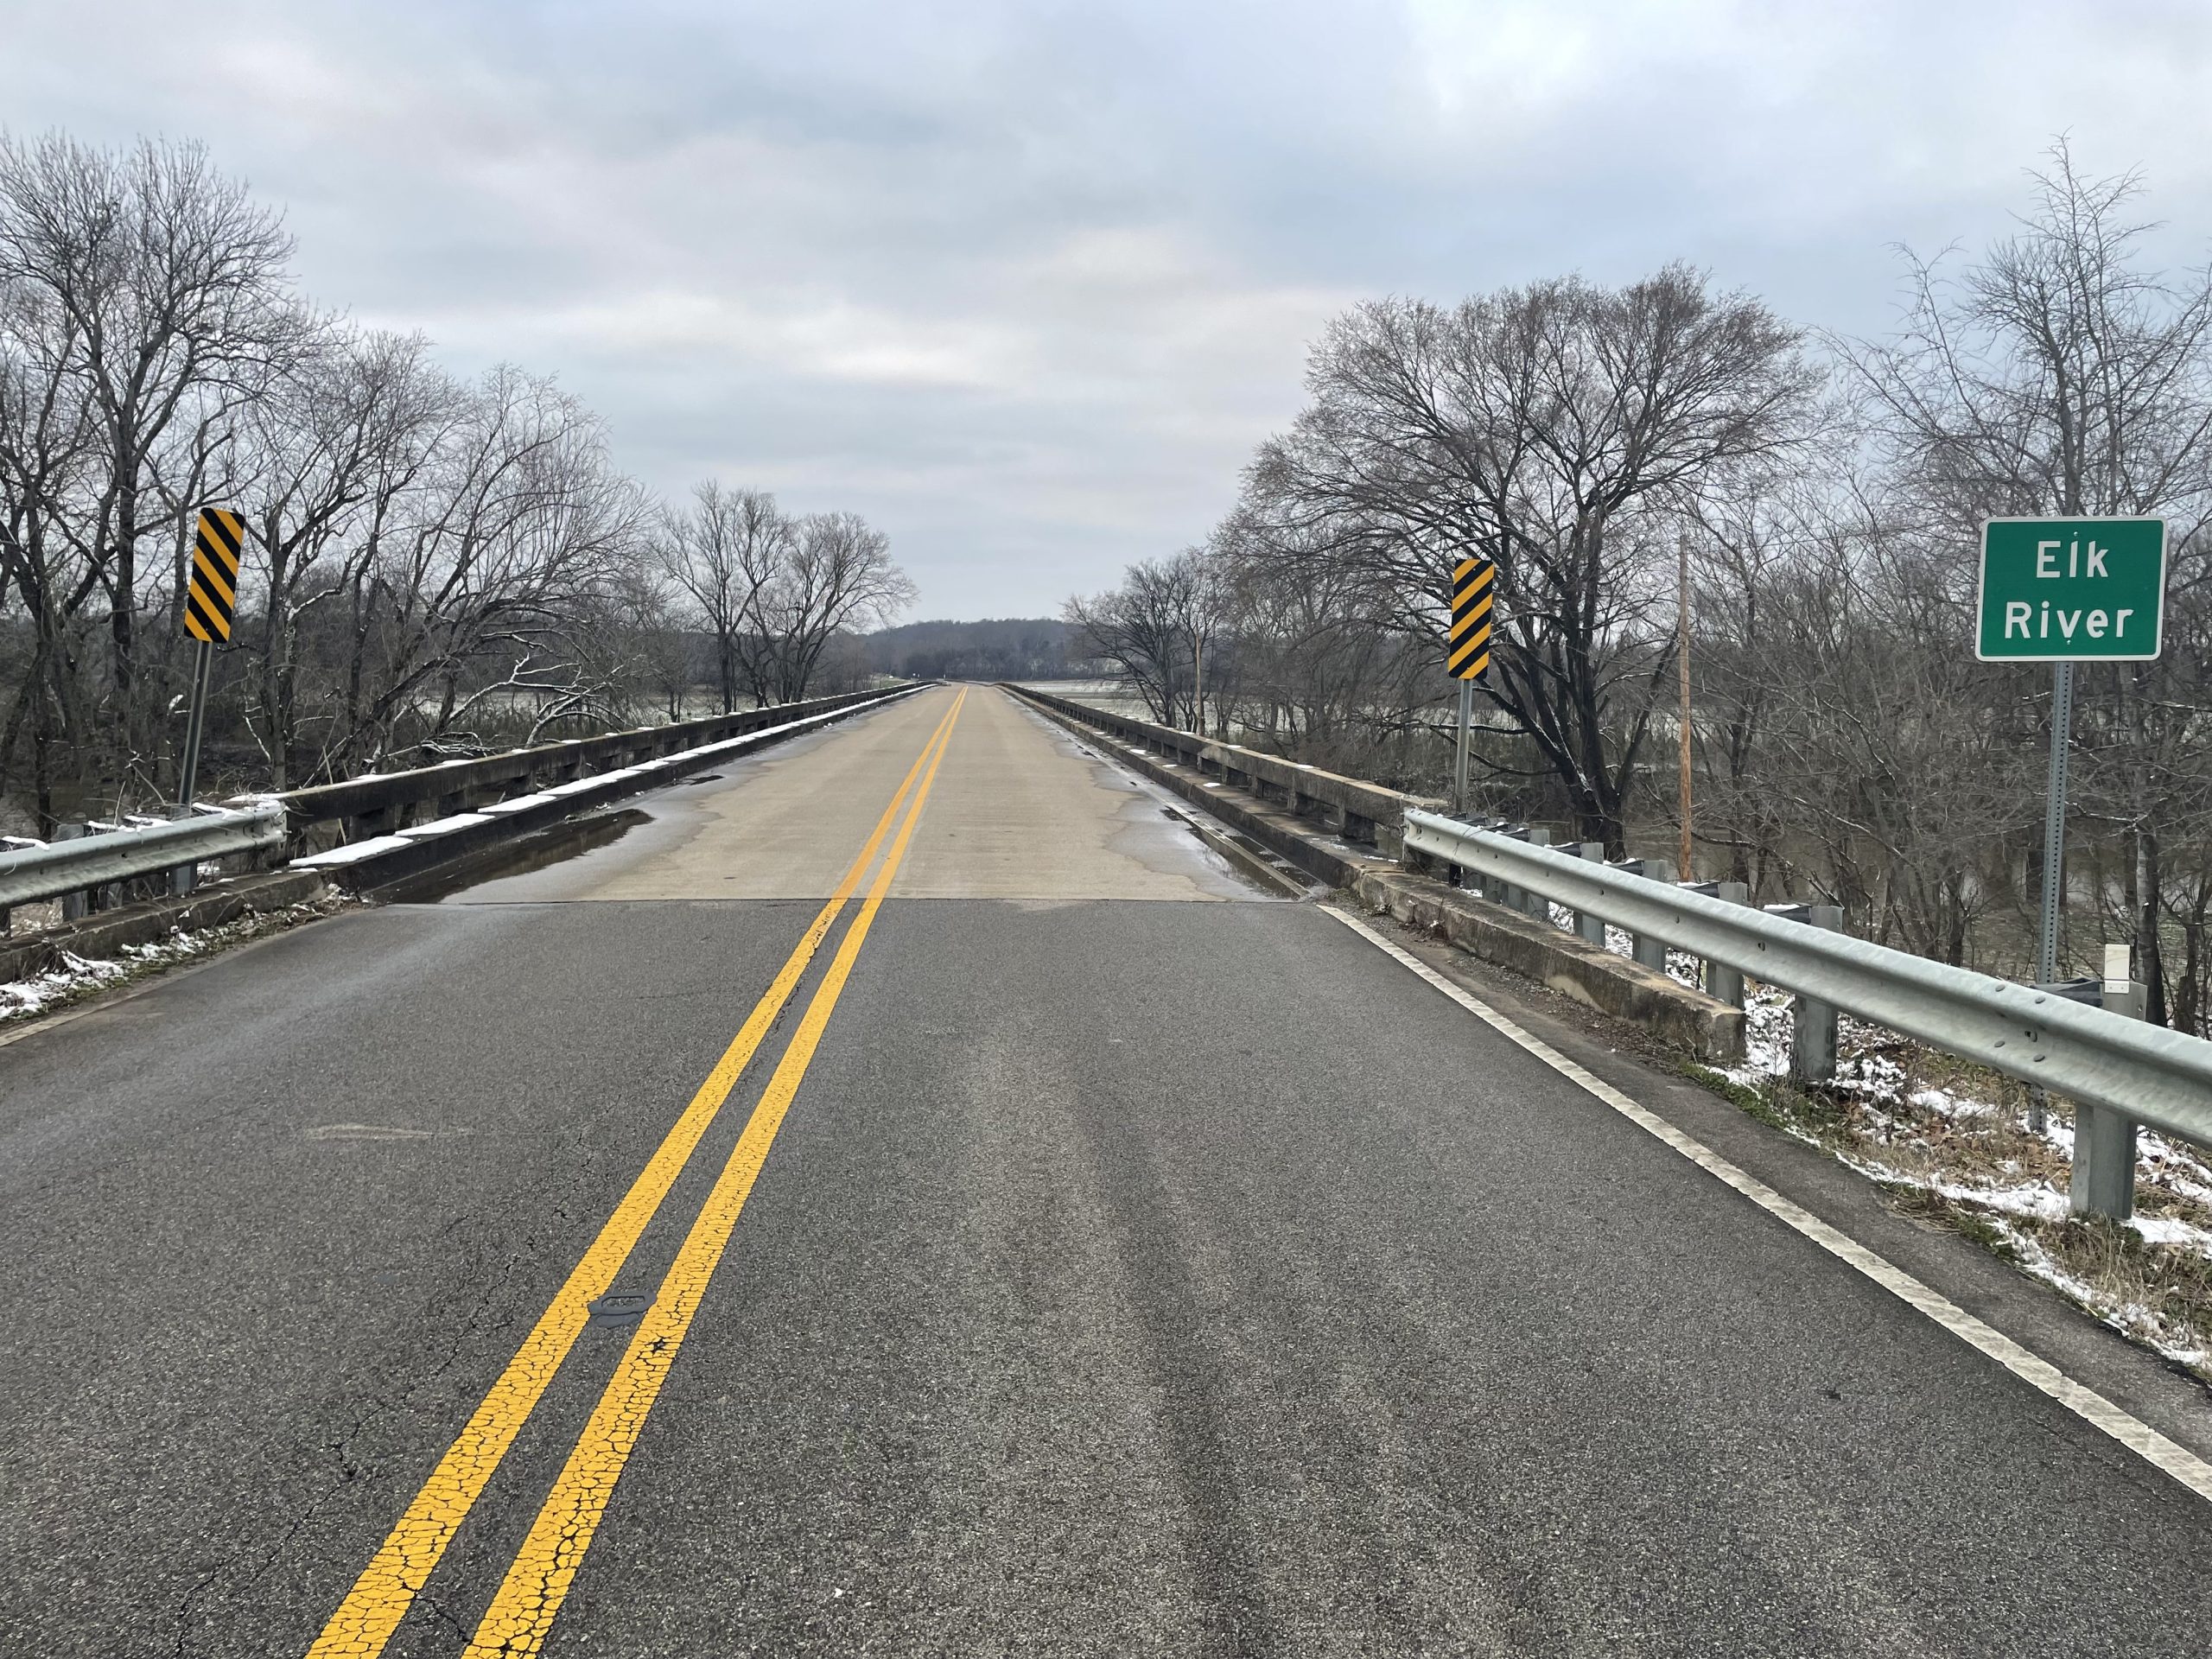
[1318,901,2212,1506]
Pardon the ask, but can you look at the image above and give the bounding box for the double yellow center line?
[310,688,966,1659]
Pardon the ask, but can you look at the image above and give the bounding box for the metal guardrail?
[0,804,287,911]
[0,686,925,926]
[1404,809,2212,1152]
[283,686,928,891]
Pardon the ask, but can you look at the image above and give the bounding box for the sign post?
[1976,516,2166,1108]
[173,506,245,894]
[1448,556,1494,814]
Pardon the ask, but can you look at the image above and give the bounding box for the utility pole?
[1677,531,1694,880]
[1193,631,1205,735]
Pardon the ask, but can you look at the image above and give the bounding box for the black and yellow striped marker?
[184,507,244,644]
[1448,556,1493,680]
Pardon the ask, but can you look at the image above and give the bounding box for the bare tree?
[0,260,99,830]
[229,324,452,785]
[1255,265,1821,851]
[325,366,645,768]
[1840,142,2212,1009]
[0,132,294,737]
[743,509,913,703]
[659,482,784,714]
[1065,550,1219,728]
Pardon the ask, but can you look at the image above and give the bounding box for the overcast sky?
[8,1,2212,618]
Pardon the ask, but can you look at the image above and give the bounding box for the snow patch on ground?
[0,950,135,1018]
[0,904,334,1025]
[1507,877,2212,1374]
[1694,975,2212,1376]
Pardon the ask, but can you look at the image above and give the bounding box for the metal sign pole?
[2035,659,2074,986]
[2030,658,2075,1134]
[1452,677,1472,815]
[176,638,216,811]
[170,637,215,898]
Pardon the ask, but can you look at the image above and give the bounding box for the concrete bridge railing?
[1008,685,1439,860]
[254,684,913,855]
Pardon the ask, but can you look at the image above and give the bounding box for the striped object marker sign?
[185,508,245,644]
[1449,556,1493,680]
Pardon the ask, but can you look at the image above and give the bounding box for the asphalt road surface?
[3,683,2209,1657]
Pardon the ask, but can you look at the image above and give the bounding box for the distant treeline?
[868,618,1077,683]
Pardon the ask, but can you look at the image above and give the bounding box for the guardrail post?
[2072,944,2142,1222]
[1629,859,1675,971]
[57,823,90,921]
[1706,881,1749,1007]
[1572,843,1606,944]
[169,804,200,898]
[1789,903,1844,1084]
[1518,829,1552,918]
[1492,824,1525,910]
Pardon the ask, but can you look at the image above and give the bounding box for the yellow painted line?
[305,690,962,1659]
[463,689,968,1656]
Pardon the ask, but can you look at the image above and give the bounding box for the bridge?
[4,683,2211,1656]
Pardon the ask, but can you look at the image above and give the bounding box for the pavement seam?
[1320,901,2212,1509]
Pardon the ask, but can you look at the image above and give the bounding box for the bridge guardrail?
[1010,685,1436,855]
[254,684,912,849]
[1405,809,2212,1209]
[284,686,925,890]
[1009,683,2203,1217]
[0,804,287,912]
[2,684,923,927]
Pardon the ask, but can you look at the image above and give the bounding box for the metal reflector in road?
[184,507,244,644]
[1448,556,1493,680]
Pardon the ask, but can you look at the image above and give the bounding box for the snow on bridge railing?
[251,683,920,850]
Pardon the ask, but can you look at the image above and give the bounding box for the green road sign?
[1977,516,2166,661]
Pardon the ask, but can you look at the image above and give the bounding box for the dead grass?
[1689,1036,2212,1385]
[1887,1185,2212,1382]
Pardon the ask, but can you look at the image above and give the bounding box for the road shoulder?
[1342,897,2212,1473]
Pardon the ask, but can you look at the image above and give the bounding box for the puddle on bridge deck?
[1155,805,1317,895]
[382,808,652,904]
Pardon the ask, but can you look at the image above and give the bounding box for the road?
[2,683,2209,1656]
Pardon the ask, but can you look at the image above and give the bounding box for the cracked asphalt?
[3,684,2211,1656]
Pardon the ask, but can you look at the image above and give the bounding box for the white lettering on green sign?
[1977,518,2166,663]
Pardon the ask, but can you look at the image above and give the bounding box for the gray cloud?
[9,0,2212,614]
